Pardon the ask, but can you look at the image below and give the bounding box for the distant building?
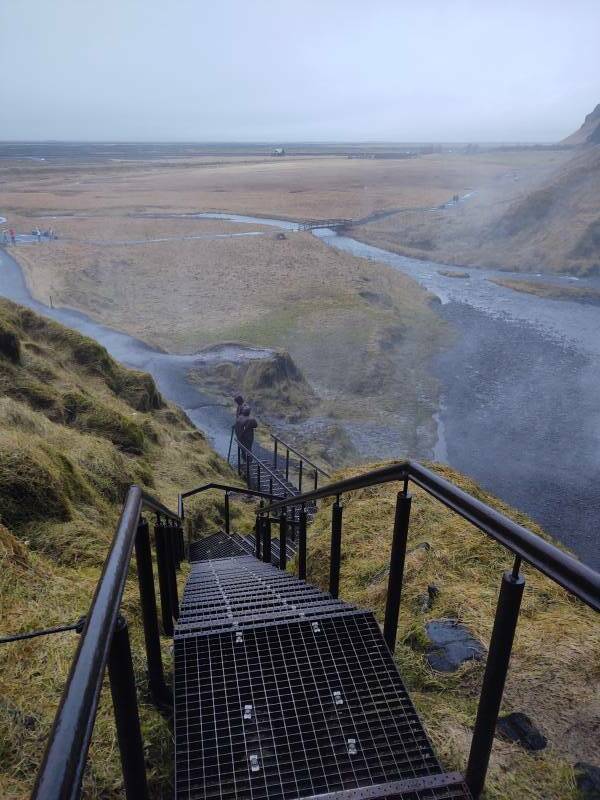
[272,147,285,156]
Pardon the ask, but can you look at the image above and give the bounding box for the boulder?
[574,763,600,800]
[496,712,547,751]
[425,619,485,672]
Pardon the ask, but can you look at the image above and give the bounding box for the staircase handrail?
[234,436,295,496]
[178,482,278,518]
[258,458,600,613]
[32,485,181,800]
[269,432,330,477]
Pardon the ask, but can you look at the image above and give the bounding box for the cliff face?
[188,348,318,422]
[562,103,600,146]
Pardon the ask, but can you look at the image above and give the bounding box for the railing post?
[329,497,343,598]
[285,449,290,481]
[299,505,307,580]
[269,477,273,496]
[257,462,262,492]
[465,558,525,799]
[298,460,303,492]
[246,451,251,487]
[314,469,318,492]
[177,524,184,564]
[383,488,412,652]
[262,516,271,564]
[107,616,150,800]
[154,520,173,636]
[255,509,263,559]
[279,509,287,571]
[237,444,241,476]
[224,491,230,535]
[134,519,170,708]
[273,438,278,469]
[170,519,181,570]
[166,524,179,621]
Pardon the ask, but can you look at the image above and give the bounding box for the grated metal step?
[173,609,470,800]
[189,532,248,562]
[177,557,353,635]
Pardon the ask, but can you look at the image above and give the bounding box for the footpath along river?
[1,212,599,568]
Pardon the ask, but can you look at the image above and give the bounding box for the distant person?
[1,230,8,245]
[234,394,245,417]
[235,407,248,458]
[9,228,16,245]
[239,405,258,453]
[36,227,42,242]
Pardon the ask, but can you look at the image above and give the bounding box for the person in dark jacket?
[234,394,244,417]
[239,405,258,452]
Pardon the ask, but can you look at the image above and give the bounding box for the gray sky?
[1,0,599,142]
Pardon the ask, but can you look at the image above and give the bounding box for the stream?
[1,213,598,568]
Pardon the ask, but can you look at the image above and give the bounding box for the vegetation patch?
[438,270,470,279]
[62,390,147,453]
[0,298,236,797]
[489,277,600,305]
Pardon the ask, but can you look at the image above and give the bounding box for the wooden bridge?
[298,219,353,231]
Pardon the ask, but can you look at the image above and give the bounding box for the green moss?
[0,320,21,364]
[62,391,147,453]
[110,366,164,411]
[0,437,84,525]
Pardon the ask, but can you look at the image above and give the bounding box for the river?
[1,214,598,568]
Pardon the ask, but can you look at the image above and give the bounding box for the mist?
[1,0,599,142]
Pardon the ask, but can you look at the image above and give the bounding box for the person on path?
[239,405,258,453]
[234,404,250,463]
[9,229,16,245]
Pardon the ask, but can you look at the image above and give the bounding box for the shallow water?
[314,229,600,568]
[1,213,598,568]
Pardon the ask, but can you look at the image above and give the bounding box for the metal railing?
[256,458,600,798]
[179,481,277,543]
[25,458,600,800]
[270,432,330,493]
[234,436,295,499]
[32,486,182,800]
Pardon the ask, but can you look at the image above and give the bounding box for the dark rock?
[418,583,440,612]
[575,762,600,800]
[409,541,431,554]
[496,712,547,751]
[22,714,39,731]
[425,619,485,672]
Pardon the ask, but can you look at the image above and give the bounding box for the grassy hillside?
[303,462,600,800]
[354,146,600,275]
[0,299,234,799]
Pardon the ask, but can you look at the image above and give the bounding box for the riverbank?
[3,209,448,465]
[489,276,600,304]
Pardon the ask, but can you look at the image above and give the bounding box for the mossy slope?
[0,299,235,798]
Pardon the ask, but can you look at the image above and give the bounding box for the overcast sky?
[1,0,598,142]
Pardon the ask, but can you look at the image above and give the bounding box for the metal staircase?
[27,463,600,800]
[173,549,471,800]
